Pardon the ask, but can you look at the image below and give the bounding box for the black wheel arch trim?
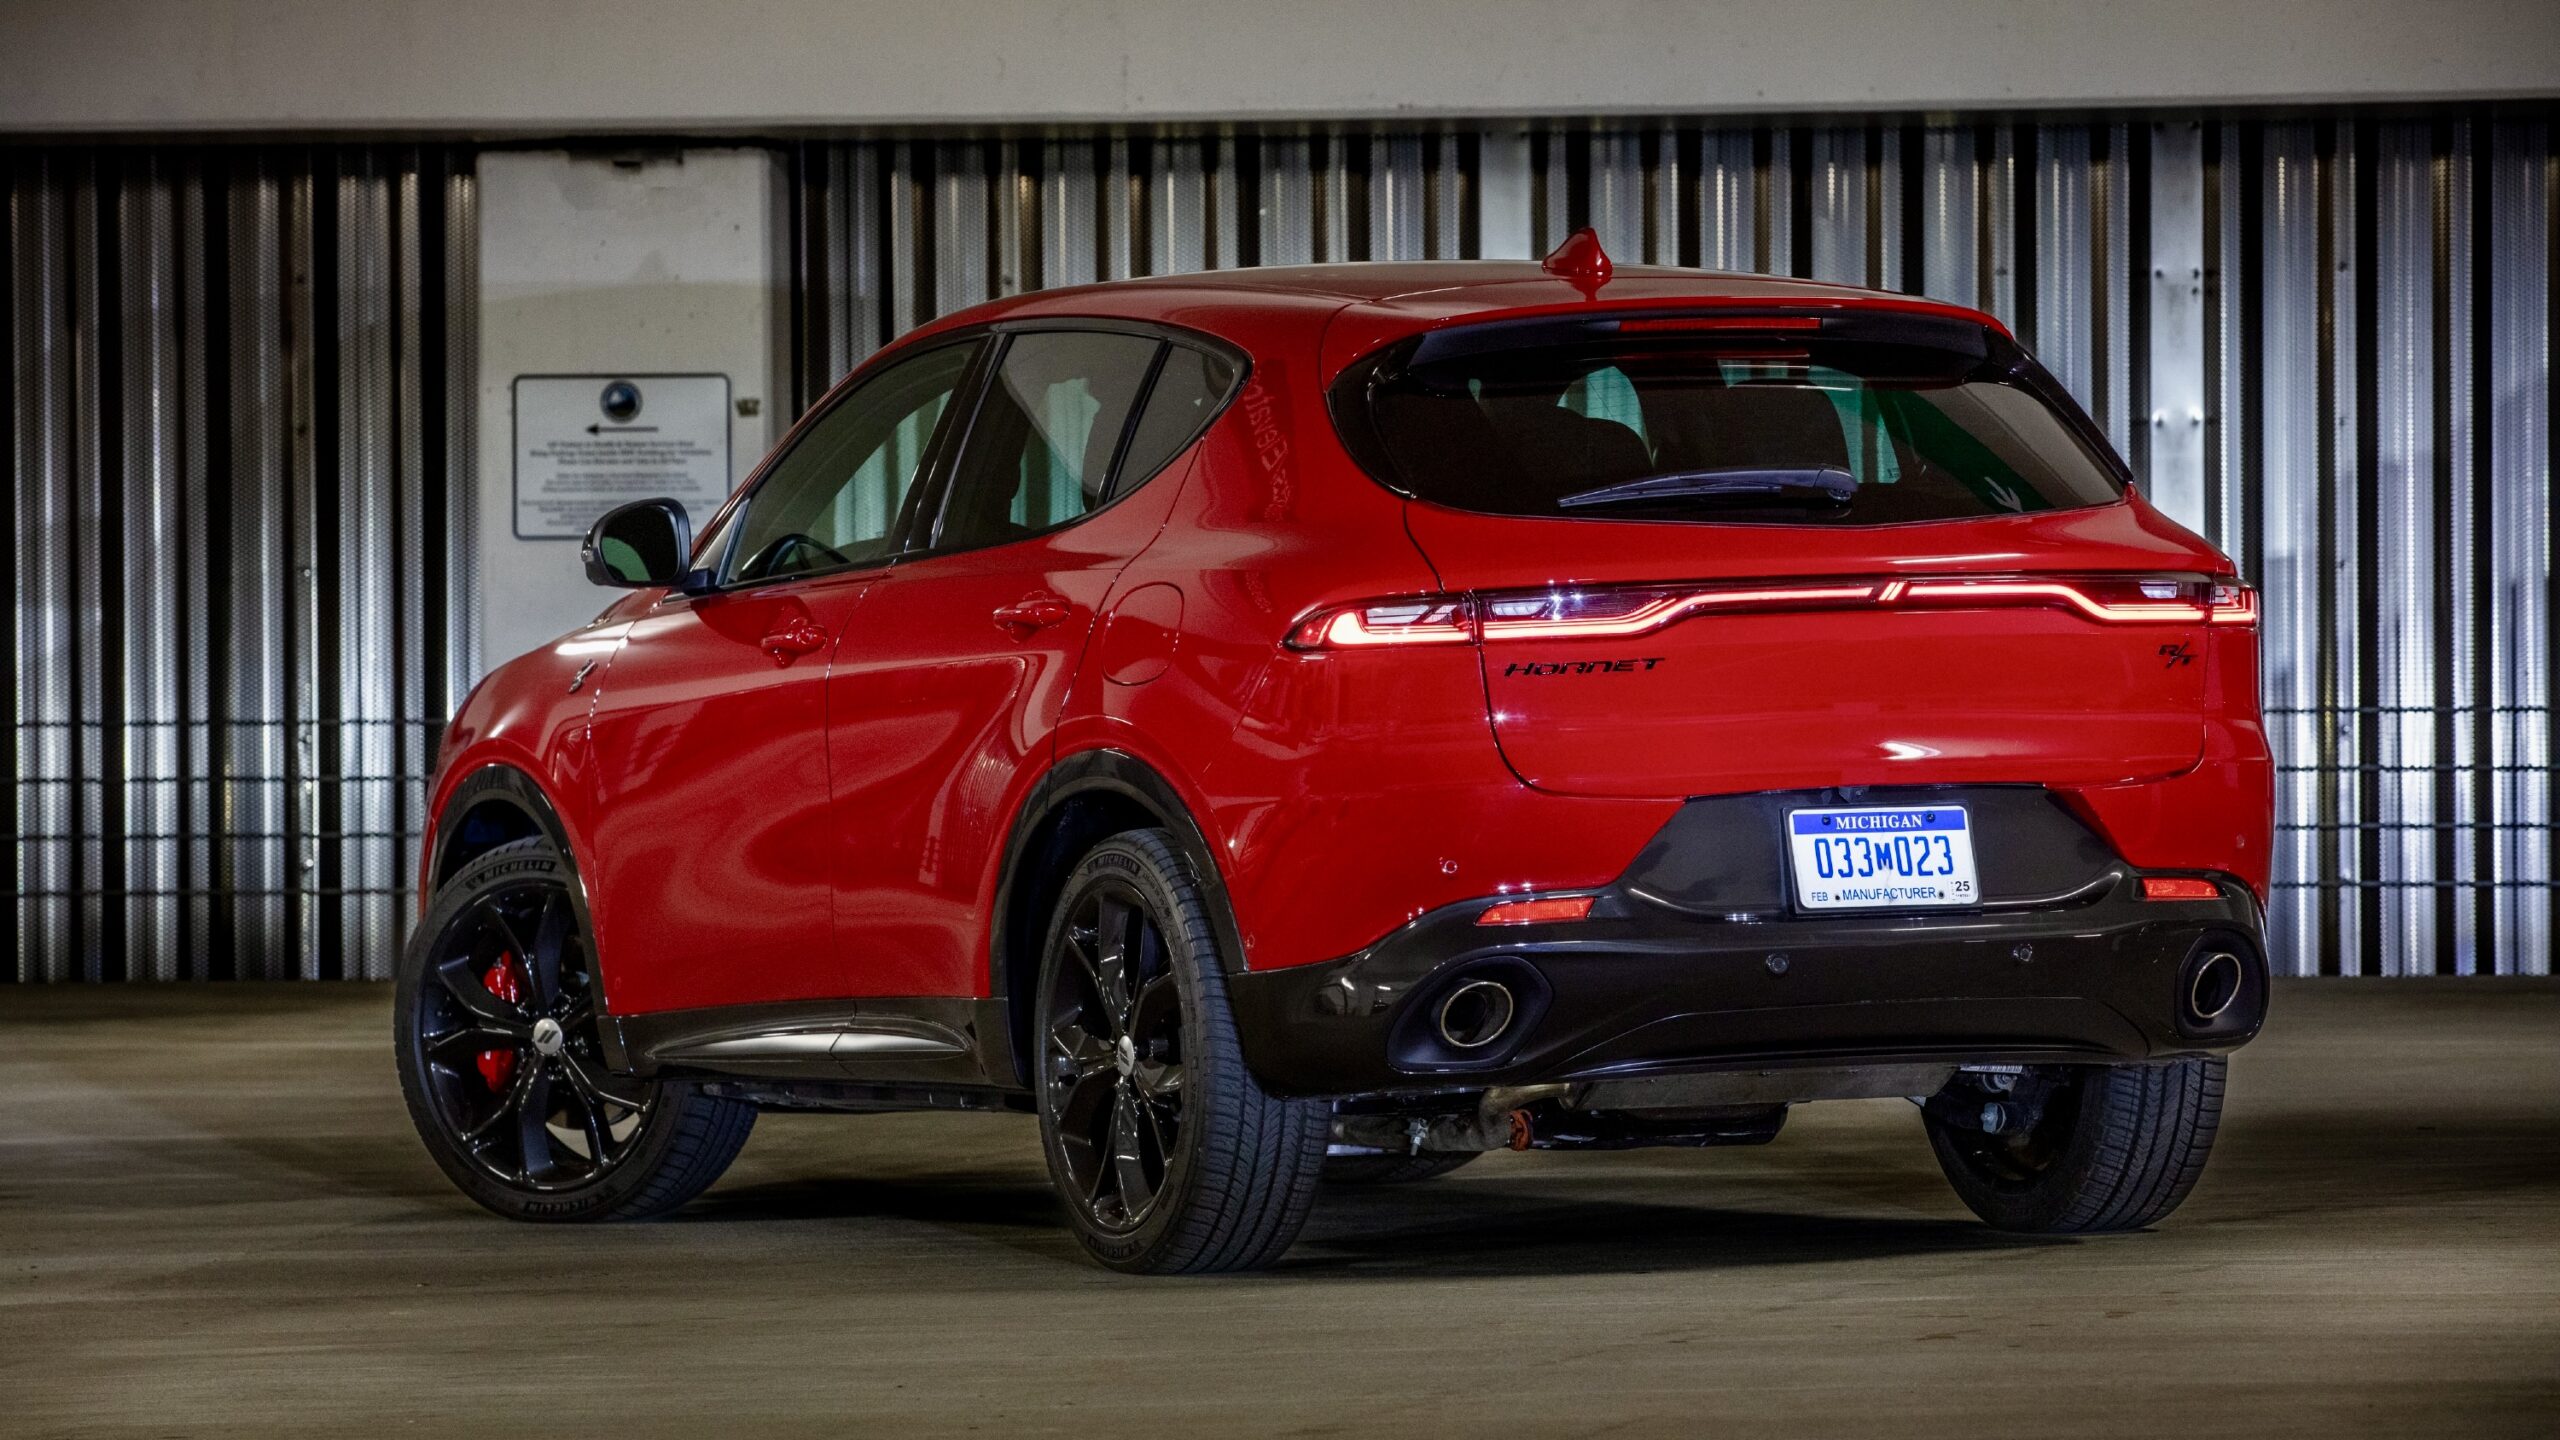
[426,763,628,1063]
[990,748,1250,1087]
[430,764,579,885]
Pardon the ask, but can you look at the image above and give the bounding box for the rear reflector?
[1476,895,1596,926]
[2141,877,2222,902]
[1286,575,2261,650]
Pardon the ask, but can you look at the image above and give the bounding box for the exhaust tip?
[1436,979,1517,1050]
[2188,951,2244,1023]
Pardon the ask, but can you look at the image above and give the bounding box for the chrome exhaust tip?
[1435,979,1518,1050]
[2188,951,2244,1023]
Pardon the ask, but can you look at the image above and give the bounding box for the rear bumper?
[1229,793,2269,1099]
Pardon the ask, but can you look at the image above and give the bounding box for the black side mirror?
[583,498,692,589]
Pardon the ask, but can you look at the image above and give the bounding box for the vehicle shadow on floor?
[674,1166,2044,1278]
[682,1170,1063,1230]
[1279,1186,2047,1278]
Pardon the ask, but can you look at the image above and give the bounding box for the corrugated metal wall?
[6,111,2552,982]
[6,146,478,981]
[783,115,2556,979]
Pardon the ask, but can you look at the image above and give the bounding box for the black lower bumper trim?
[1230,869,2268,1098]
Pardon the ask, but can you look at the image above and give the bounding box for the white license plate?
[1787,805,1979,911]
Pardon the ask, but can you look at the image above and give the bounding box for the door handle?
[992,595,1073,634]
[759,618,829,665]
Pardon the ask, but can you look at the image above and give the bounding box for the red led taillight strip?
[1285,576,2258,649]
[1898,579,2199,625]
[1289,598,1476,648]
[1473,583,1879,640]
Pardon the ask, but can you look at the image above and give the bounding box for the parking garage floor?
[3,980,2555,1439]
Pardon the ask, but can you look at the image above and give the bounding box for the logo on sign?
[600,380,643,423]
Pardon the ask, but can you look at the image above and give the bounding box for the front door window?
[724,340,979,582]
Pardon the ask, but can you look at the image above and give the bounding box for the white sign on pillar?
[511,374,732,539]
[474,148,786,670]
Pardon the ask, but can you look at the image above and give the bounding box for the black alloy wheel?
[1924,1058,2226,1233]
[1044,881,1189,1231]
[409,868,650,1191]
[1034,830,1327,1272]
[395,835,755,1221]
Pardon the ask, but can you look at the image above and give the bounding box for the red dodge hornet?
[398,233,2272,1272]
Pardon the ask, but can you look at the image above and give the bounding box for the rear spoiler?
[1396,305,1996,370]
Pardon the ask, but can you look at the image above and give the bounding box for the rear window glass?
[1334,323,2125,525]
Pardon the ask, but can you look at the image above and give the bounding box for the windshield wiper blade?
[1556,466,1858,510]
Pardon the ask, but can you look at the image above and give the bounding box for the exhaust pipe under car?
[1435,978,1517,1049]
[2187,951,2244,1024]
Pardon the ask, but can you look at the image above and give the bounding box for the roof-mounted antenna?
[1541,227,1613,298]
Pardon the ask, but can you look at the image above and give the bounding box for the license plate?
[1787,805,1979,911]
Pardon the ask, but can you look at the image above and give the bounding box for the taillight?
[1896,576,2230,624]
[1284,596,1475,649]
[2207,582,2258,626]
[1478,584,1875,638]
[1287,575,2252,650]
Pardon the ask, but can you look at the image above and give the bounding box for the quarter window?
[1115,343,1241,489]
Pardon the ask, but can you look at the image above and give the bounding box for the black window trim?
[680,316,1249,596]
[910,317,1249,565]
[686,331,994,596]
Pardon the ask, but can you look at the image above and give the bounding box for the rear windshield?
[1331,317,2125,525]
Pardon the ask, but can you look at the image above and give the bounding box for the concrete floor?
[2,983,2554,1439]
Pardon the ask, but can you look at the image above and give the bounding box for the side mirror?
[582,498,692,589]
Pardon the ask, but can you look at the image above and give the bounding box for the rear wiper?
[1555,466,1858,510]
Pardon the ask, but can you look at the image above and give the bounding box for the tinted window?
[726,340,977,582]
[934,331,1160,552]
[1115,343,1240,488]
[1338,326,2123,526]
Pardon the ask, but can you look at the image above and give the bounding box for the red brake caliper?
[476,954,525,1091]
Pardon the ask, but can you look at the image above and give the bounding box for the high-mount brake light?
[1290,575,2252,650]
[1476,895,1597,926]
[1615,315,1826,334]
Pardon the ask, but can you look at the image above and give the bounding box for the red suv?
[397,233,2271,1272]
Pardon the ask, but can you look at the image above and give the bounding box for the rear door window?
[1337,318,2124,525]
[933,331,1161,552]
